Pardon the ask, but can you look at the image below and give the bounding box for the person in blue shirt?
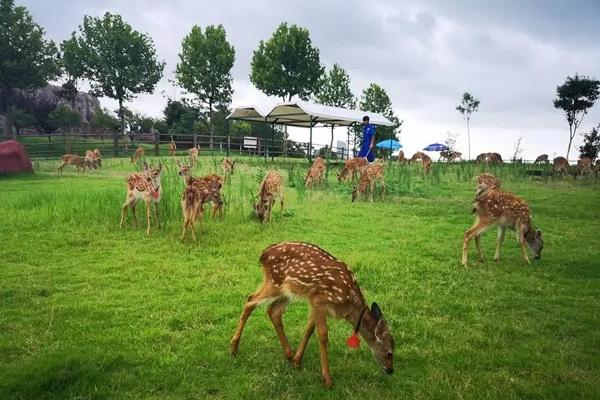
[358,115,376,162]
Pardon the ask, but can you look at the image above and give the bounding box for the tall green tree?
[12,107,36,135]
[60,34,86,108]
[176,24,235,149]
[359,83,402,146]
[554,74,600,159]
[250,23,323,156]
[70,12,164,140]
[579,124,600,160]
[456,92,480,160]
[0,0,59,138]
[315,63,356,160]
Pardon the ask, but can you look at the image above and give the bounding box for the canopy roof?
[227,101,394,127]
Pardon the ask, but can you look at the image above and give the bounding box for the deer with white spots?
[230,242,395,388]
[120,161,162,235]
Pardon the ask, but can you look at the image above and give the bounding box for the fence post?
[154,129,159,156]
[113,131,119,157]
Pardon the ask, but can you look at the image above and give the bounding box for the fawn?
[487,152,503,164]
[222,158,236,181]
[553,156,569,177]
[534,154,549,164]
[352,162,385,202]
[462,188,543,266]
[410,151,425,163]
[131,147,145,164]
[177,161,224,219]
[255,170,284,223]
[421,154,432,174]
[179,177,223,241]
[338,157,367,182]
[573,157,593,179]
[120,161,162,235]
[84,149,101,169]
[168,141,177,156]
[57,154,88,173]
[230,242,395,387]
[475,173,501,200]
[305,157,326,188]
[188,146,200,166]
[397,150,406,164]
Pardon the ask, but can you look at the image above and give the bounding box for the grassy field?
[1,156,599,399]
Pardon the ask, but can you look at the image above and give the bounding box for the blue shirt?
[358,123,376,162]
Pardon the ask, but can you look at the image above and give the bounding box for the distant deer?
[421,154,432,174]
[222,158,236,181]
[179,175,224,241]
[440,150,462,162]
[305,157,326,188]
[487,152,503,164]
[475,153,488,163]
[410,151,425,163]
[84,149,101,169]
[188,146,200,166]
[462,189,543,266]
[352,162,385,202]
[573,157,593,179]
[397,150,406,164]
[131,147,145,164]
[57,154,88,173]
[120,161,162,235]
[230,242,395,387]
[177,161,224,219]
[254,170,284,223]
[168,141,177,156]
[534,154,549,164]
[553,156,569,177]
[338,157,367,182]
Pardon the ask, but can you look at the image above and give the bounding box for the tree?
[12,107,36,135]
[0,0,59,138]
[456,92,480,160]
[176,24,235,149]
[358,83,402,145]
[579,124,600,160]
[48,105,81,153]
[70,12,164,140]
[250,23,323,156]
[60,34,86,108]
[554,74,600,159]
[315,63,356,160]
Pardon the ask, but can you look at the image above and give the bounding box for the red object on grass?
[0,140,33,173]
[346,332,360,348]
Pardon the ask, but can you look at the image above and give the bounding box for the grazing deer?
[421,154,432,174]
[230,242,395,388]
[462,189,543,266]
[222,158,236,181]
[475,153,488,163]
[397,150,406,164]
[168,141,177,156]
[57,154,88,173]
[410,151,425,163]
[553,156,569,177]
[573,157,593,179]
[84,149,101,169]
[177,161,224,219]
[475,173,501,200]
[179,176,224,241]
[305,157,326,188]
[352,162,385,202]
[534,154,549,164]
[255,170,285,223]
[131,147,145,164]
[188,146,200,166]
[487,152,503,164]
[440,150,462,162]
[338,157,367,182]
[120,161,162,235]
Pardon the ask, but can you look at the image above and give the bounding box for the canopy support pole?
[308,115,313,162]
[347,126,350,160]
[271,123,275,161]
[264,117,268,162]
[226,118,230,157]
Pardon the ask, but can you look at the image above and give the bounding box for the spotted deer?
[352,162,385,202]
[222,158,236,181]
[421,154,432,175]
[188,146,200,166]
[120,161,162,235]
[131,147,145,164]
[177,161,224,219]
[410,151,425,163]
[534,154,549,164]
[84,149,101,169]
[462,189,543,266]
[553,156,569,177]
[230,242,395,388]
[397,150,406,164]
[338,157,367,182]
[168,141,177,156]
[305,157,326,188]
[179,176,223,241]
[573,157,593,179]
[57,154,88,173]
[475,173,501,200]
[255,170,285,223]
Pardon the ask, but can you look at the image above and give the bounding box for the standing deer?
[534,154,549,164]
[131,147,145,164]
[84,149,101,169]
[352,162,385,202]
[462,189,543,266]
[475,153,488,163]
[410,151,425,163]
[254,170,285,223]
[440,150,462,162]
[338,157,367,182]
[188,146,200,166]
[305,157,326,188]
[553,156,569,177]
[230,242,395,387]
[421,154,432,175]
[397,150,406,164]
[487,152,503,164]
[120,161,162,235]
[57,154,89,173]
[177,161,224,219]
[168,140,177,156]
[573,157,593,179]
[222,158,236,181]
[180,176,224,241]
[475,173,501,199]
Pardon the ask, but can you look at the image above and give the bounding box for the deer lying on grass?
[553,156,569,177]
[222,158,236,181]
[84,149,102,169]
[177,161,224,219]
[255,170,284,223]
[534,154,549,164]
[131,147,145,164]
[120,161,162,235]
[188,146,200,166]
[168,141,177,156]
[352,162,385,202]
[338,157,367,182]
[462,185,543,266]
[573,157,593,179]
[180,175,224,241]
[230,242,395,388]
[305,157,326,188]
[57,154,89,173]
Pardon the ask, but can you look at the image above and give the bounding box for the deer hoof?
[323,376,333,388]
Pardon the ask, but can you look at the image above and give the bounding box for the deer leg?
[145,199,152,235]
[267,297,293,360]
[462,220,488,266]
[518,230,531,265]
[120,195,134,228]
[130,201,139,227]
[369,180,374,203]
[474,234,484,262]
[494,226,506,261]
[153,202,160,228]
[293,315,315,367]
[313,307,332,388]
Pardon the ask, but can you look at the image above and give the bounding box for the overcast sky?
[20,0,600,160]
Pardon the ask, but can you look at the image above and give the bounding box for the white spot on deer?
[327,276,335,281]
[337,296,343,301]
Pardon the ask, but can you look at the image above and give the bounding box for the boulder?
[0,140,33,173]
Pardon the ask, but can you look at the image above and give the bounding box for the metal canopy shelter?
[226,101,394,160]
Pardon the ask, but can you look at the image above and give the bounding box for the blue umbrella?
[423,143,448,152]
[375,139,402,150]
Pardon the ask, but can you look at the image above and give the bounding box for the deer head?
[361,303,395,374]
[524,227,544,260]
[143,161,162,188]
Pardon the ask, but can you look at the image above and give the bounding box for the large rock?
[0,140,33,173]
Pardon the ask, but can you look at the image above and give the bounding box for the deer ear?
[371,302,383,321]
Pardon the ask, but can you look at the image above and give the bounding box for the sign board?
[243,136,258,149]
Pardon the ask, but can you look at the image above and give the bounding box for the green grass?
[1,158,599,399]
